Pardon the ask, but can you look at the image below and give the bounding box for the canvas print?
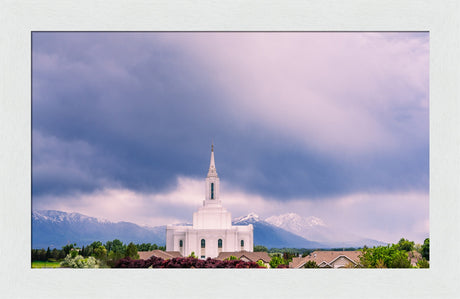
[32,32,429,268]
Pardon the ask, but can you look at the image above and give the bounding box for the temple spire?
[207,143,218,178]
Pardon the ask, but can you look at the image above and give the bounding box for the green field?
[32,261,62,268]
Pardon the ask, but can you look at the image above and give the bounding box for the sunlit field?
[31,261,61,268]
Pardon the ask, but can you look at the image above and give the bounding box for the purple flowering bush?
[113,256,263,268]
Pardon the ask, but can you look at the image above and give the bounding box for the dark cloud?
[32,32,429,201]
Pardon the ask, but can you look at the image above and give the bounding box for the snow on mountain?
[266,213,326,233]
[232,212,324,248]
[32,210,165,249]
[233,212,261,223]
[33,210,111,224]
[265,212,387,248]
[265,212,335,243]
[32,210,385,250]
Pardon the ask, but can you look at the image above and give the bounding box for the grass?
[32,261,62,268]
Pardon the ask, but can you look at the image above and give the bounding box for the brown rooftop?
[138,250,182,260]
[290,251,362,268]
[216,251,271,263]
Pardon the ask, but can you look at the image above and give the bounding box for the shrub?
[60,254,98,268]
[417,258,429,268]
[113,256,264,268]
[256,260,267,268]
[225,255,238,261]
[276,264,289,268]
[269,256,285,269]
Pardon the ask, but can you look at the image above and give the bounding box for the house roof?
[290,251,362,268]
[216,251,271,263]
[408,250,422,266]
[138,250,182,260]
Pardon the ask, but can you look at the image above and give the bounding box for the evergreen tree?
[126,242,139,259]
[253,245,268,252]
[421,238,429,261]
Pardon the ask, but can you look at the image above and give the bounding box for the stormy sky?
[32,32,429,243]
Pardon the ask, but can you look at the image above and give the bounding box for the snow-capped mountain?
[266,213,326,232]
[32,210,325,249]
[265,212,387,248]
[32,210,384,250]
[232,212,324,249]
[32,210,165,249]
[232,212,261,223]
[265,213,331,242]
[32,210,111,224]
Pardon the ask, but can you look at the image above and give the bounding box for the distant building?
[166,145,254,259]
[290,251,361,268]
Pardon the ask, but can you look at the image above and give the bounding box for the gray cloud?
[32,32,429,202]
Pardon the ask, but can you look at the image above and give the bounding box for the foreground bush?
[60,254,98,268]
[113,256,263,268]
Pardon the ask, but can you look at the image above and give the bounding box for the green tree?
[359,243,412,268]
[389,250,411,268]
[417,258,429,268]
[93,246,108,260]
[254,245,268,252]
[375,259,386,268]
[301,250,314,257]
[58,249,67,260]
[137,243,151,251]
[90,241,103,248]
[62,244,75,255]
[32,249,47,261]
[303,260,318,268]
[108,250,124,262]
[282,252,295,263]
[269,256,284,269]
[105,240,113,252]
[397,238,415,252]
[111,239,125,253]
[421,238,429,261]
[50,248,59,261]
[126,242,139,259]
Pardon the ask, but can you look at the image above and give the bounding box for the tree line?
[32,239,165,267]
[359,238,429,268]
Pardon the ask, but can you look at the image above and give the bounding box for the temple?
[166,145,254,258]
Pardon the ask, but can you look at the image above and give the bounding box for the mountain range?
[265,212,387,248]
[32,210,165,249]
[32,210,385,249]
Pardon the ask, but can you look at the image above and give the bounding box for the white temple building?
[166,145,254,259]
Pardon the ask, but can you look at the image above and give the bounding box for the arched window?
[201,239,206,248]
[179,240,183,247]
[218,239,222,248]
[241,240,244,247]
[211,183,214,199]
